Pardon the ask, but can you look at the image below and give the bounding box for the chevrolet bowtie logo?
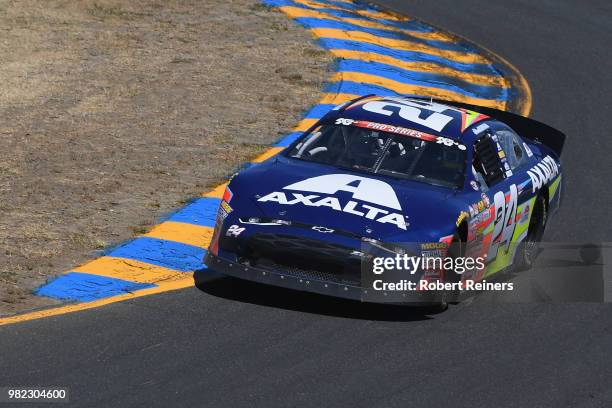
[312,226,334,233]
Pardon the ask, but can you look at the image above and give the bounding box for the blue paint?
[167,197,220,227]
[318,38,500,76]
[274,132,303,147]
[240,162,257,170]
[325,80,403,98]
[324,79,499,103]
[260,0,433,32]
[300,0,362,11]
[109,237,207,272]
[336,59,508,101]
[294,17,464,52]
[36,272,156,302]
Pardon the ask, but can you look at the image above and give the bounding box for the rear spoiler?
[419,98,567,157]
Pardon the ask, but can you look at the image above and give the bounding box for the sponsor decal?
[284,173,401,209]
[334,118,465,150]
[421,249,445,260]
[519,204,530,224]
[335,118,356,126]
[222,186,234,203]
[470,180,480,191]
[436,136,466,151]
[335,118,437,141]
[470,211,493,238]
[217,201,232,223]
[456,211,469,227]
[500,155,513,177]
[527,155,559,192]
[475,208,492,223]
[482,193,491,207]
[421,242,447,250]
[468,193,491,217]
[257,174,408,230]
[471,209,492,236]
[217,207,228,223]
[220,200,233,214]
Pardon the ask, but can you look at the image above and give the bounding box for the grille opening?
[236,233,362,285]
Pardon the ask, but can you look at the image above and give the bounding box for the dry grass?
[0,0,332,314]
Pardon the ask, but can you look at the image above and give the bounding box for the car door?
[472,125,528,268]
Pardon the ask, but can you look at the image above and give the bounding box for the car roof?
[327,95,491,142]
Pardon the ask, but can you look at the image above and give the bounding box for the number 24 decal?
[362,100,457,132]
[488,184,518,260]
[226,225,245,237]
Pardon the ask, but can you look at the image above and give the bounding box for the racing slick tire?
[194,268,208,291]
[421,301,449,313]
[425,230,466,312]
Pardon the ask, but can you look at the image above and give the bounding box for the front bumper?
[203,252,445,304]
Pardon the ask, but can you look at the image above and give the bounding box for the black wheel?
[443,230,466,303]
[580,244,602,264]
[516,195,547,270]
[193,269,207,290]
[422,300,448,313]
[193,268,226,290]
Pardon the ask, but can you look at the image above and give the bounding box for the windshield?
[288,123,467,189]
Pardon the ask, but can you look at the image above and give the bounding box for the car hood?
[228,157,466,242]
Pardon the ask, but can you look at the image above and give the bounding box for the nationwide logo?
[257,174,407,230]
[527,155,559,192]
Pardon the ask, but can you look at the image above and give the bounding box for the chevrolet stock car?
[201,95,565,306]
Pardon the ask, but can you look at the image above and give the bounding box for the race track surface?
[1,1,611,407]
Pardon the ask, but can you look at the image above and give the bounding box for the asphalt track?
[1,1,611,407]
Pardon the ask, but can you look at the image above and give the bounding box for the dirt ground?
[0,0,332,315]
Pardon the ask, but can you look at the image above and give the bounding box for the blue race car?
[201,95,565,305]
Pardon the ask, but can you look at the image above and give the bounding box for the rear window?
[288,123,467,189]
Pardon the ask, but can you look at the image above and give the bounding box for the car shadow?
[194,270,436,322]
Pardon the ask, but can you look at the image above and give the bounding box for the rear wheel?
[421,301,448,314]
[516,195,547,270]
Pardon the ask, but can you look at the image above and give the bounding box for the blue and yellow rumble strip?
[0,0,530,324]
